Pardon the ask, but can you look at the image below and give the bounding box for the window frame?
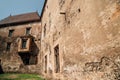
[26,27,31,35]
[8,29,14,37]
[21,39,27,49]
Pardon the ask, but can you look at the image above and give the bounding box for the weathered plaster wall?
[41,0,120,80]
[0,22,42,74]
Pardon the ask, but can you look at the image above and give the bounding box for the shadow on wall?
[0,60,4,74]
[19,38,39,65]
[30,39,39,65]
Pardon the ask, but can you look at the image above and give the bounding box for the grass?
[0,73,44,80]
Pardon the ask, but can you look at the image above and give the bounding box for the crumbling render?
[59,0,65,9]
[84,56,120,80]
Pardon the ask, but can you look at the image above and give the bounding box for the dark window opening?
[45,55,47,73]
[8,30,14,37]
[19,53,37,65]
[26,28,31,35]
[6,43,11,51]
[54,45,60,73]
[19,53,30,65]
[21,39,27,49]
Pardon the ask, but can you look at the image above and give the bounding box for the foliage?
[0,73,44,80]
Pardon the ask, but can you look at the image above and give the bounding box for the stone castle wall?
[41,0,120,80]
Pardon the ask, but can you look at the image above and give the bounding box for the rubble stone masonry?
[0,0,120,80]
[41,0,120,80]
[0,21,41,74]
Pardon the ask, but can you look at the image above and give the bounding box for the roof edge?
[40,0,48,21]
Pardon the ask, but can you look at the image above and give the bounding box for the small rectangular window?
[8,30,14,37]
[26,28,31,35]
[6,43,11,51]
[21,39,27,49]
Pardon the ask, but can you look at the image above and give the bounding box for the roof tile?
[0,12,40,26]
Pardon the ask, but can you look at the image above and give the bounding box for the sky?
[0,0,45,20]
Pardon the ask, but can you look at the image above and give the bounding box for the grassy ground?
[0,73,44,80]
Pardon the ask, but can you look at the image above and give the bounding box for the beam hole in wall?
[59,32,61,35]
[78,8,81,13]
[60,12,66,21]
[68,21,70,24]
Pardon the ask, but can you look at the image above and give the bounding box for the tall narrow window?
[45,55,47,73]
[6,43,11,51]
[26,28,31,35]
[21,39,27,49]
[54,45,60,73]
[44,24,46,37]
[8,30,14,37]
